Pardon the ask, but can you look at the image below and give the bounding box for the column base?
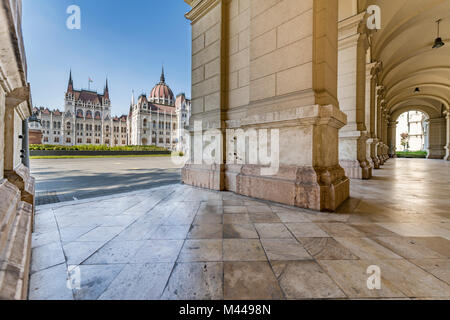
[182,164,225,191]
[340,159,372,179]
[4,163,35,208]
[371,156,380,169]
[183,164,349,212]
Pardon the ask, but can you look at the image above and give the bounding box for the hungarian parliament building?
[29,69,191,151]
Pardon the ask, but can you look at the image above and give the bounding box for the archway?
[141,138,148,146]
[394,110,429,158]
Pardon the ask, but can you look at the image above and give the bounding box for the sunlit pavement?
[31,157,182,205]
[29,159,450,300]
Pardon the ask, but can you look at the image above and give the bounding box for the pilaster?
[338,13,372,179]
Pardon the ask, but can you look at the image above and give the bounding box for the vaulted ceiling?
[341,0,450,118]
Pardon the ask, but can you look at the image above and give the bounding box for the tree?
[400,132,410,151]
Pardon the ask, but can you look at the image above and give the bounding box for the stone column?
[387,119,398,158]
[182,0,228,191]
[369,63,381,168]
[382,112,389,161]
[376,89,385,165]
[338,13,372,179]
[427,117,446,159]
[445,110,450,161]
[366,62,380,169]
[183,0,349,211]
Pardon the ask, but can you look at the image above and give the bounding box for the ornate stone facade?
[0,0,35,300]
[31,70,191,151]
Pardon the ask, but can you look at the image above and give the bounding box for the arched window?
[95,111,101,119]
[77,109,83,117]
[106,125,110,132]
[143,119,148,127]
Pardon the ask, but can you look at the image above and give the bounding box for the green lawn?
[30,154,173,160]
[30,144,167,152]
[396,151,427,158]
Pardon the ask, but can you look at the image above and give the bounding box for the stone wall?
[183,0,349,212]
[0,0,34,300]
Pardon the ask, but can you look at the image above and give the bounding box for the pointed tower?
[104,78,110,100]
[67,70,74,93]
[160,66,165,83]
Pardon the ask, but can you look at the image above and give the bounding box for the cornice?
[185,0,221,23]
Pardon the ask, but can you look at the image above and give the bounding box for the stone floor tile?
[223,224,259,239]
[113,221,160,241]
[317,223,365,237]
[223,214,251,224]
[163,211,197,226]
[274,210,311,223]
[162,262,223,300]
[76,226,123,242]
[188,224,223,239]
[29,264,73,300]
[299,238,359,260]
[197,204,224,215]
[317,260,407,298]
[350,223,399,238]
[149,225,191,240]
[58,226,97,243]
[73,264,125,300]
[247,206,273,214]
[193,213,223,225]
[178,240,223,262]
[304,212,350,223]
[83,240,145,264]
[32,230,60,248]
[409,259,450,284]
[248,212,281,223]
[63,241,107,266]
[254,223,294,239]
[375,259,450,298]
[223,239,266,261]
[31,241,66,273]
[223,206,247,214]
[224,261,284,300]
[130,240,184,263]
[372,237,446,259]
[99,263,174,300]
[334,237,402,260]
[408,237,450,258]
[223,200,244,206]
[286,223,330,238]
[261,239,312,261]
[99,215,137,227]
[271,261,346,299]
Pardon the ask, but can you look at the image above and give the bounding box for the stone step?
[0,201,33,300]
[0,179,21,259]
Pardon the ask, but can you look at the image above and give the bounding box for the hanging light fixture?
[432,19,445,49]
[414,87,420,93]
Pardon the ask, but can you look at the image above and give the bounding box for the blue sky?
[23,0,192,116]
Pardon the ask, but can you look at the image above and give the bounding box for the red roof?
[150,82,174,103]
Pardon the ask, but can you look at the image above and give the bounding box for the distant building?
[128,68,191,151]
[396,111,428,151]
[30,69,191,150]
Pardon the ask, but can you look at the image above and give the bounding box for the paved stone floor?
[31,157,182,205]
[29,159,450,300]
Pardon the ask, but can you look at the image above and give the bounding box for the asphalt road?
[30,157,183,205]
